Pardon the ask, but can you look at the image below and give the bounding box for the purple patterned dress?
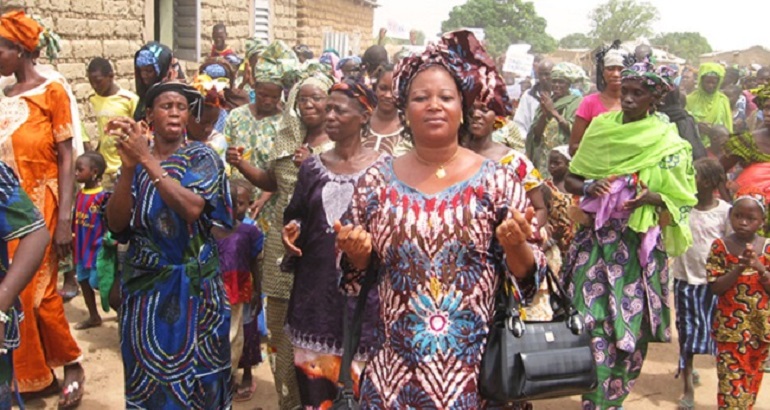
[341,157,546,409]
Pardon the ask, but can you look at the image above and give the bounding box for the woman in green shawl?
[226,64,335,410]
[563,62,697,409]
[686,63,734,145]
[526,62,582,177]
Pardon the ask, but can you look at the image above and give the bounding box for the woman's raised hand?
[334,220,372,270]
[108,117,150,168]
[282,221,302,257]
[225,146,245,168]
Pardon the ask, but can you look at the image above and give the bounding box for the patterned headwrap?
[0,11,42,52]
[393,30,511,118]
[271,66,335,162]
[136,49,161,76]
[245,36,267,61]
[320,51,341,81]
[30,14,60,60]
[329,80,377,113]
[253,40,299,87]
[734,187,767,214]
[144,81,204,122]
[751,84,770,108]
[336,56,362,72]
[191,74,227,108]
[202,63,227,79]
[552,145,572,161]
[551,62,587,84]
[621,61,675,98]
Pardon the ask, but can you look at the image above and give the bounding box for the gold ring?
[121,134,129,141]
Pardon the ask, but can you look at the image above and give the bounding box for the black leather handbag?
[479,267,597,403]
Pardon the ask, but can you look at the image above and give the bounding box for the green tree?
[559,33,592,49]
[588,0,659,46]
[441,0,557,56]
[652,32,712,64]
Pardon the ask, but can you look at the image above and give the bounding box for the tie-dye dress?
[341,158,546,409]
[118,142,233,409]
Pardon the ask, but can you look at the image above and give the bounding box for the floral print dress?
[342,158,545,409]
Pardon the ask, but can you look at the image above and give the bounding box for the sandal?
[58,375,85,409]
[677,398,694,410]
[692,369,701,386]
[233,380,256,402]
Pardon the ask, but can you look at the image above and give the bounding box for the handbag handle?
[504,267,584,337]
[337,268,376,398]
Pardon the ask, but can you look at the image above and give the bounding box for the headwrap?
[271,67,335,161]
[253,40,299,87]
[552,145,572,161]
[245,36,267,61]
[144,81,204,123]
[551,62,587,84]
[320,51,341,81]
[30,15,60,60]
[293,44,313,59]
[329,80,377,113]
[202,63,227,79]
[734,187,767,214]
[134,42,175,121]
[686,62,733,132]
[393,30,511,118]
[621,61,675,98]
[751,84,770,108]
[0,11,42,53]
[191,74,227,108]
[336,56,362,72]
[595,40,633,91]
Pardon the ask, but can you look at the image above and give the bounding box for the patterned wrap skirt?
[674,279,717,371]
[120,257,232,409]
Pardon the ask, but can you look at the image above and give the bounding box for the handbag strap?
[505,266,576,318]
[338,269,376,393]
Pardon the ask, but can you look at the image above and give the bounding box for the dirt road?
[27,295,770,409]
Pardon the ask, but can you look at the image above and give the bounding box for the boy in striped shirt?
[73,152,110,330]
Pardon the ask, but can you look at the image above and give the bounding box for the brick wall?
[296,0,374,55]
[272,0,298,45]
[200,0,253,58]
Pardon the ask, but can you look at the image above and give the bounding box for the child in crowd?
[0,161,50,407]
[214,179,264,401]
[672,158,730,410]
[72,152,110,330]
[707,187,770,409]
[544,145,574,258]
[87,57,138,190]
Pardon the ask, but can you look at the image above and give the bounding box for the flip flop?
[233,380,257,402]
[74,320,102,331]
[58,376,85,409]
[692,369,701,386]
[677,398,694,410]
[58,289,79,303]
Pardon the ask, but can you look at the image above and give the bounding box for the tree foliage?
[652,32,712,64]
[559,33,593,49]
[441,0,557,56]
[588,0,659,46]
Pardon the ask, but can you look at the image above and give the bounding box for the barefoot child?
[214,179,264,400]
[72,152,110,330]
[707,188,770,409]
[671,158,729,410]
[0,162,50,406]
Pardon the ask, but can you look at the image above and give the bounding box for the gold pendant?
[436,167,447,179]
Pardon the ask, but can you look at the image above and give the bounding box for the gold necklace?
[414,149,461,179]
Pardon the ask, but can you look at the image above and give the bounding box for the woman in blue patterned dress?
[105,82,233,409]
[334,30,546,409]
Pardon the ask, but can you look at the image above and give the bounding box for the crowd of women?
[0,7,770,410]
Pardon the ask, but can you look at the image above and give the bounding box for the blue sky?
[374,0,768,52]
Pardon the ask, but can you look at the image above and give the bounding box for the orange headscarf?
[0,11,42,52]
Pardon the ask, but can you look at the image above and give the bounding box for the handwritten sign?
[503,44,534,77]
[386,19,410,40]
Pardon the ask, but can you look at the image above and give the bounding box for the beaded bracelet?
[152,171,170,186]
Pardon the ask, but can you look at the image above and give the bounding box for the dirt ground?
[26,293,770,410]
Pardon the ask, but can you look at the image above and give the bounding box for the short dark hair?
[79,151,107,178]
[213,23,226,33]
[87,57,114,76]
[230,178,255,202]
[694,157,726,190]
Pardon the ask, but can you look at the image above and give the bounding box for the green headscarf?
[686,62,733,134]
[570,111,697,256]
[271,64,335,162]
[245,36,267,61]
[253,40,299,87]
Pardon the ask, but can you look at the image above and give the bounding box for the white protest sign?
[503,44,534,77]
[386,19,410,40]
